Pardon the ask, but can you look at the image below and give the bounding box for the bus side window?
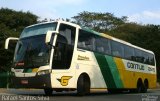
[142,52,149,64]
[149,54,155,66]
[78,30,95,51]
[134,49,143,63]
[97,47,104,53]
[124,45,134,60]
[111,41,124,58]
[78,42,86,48]
[95,37,111,55]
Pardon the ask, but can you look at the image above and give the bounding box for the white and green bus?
[5,20,157,95]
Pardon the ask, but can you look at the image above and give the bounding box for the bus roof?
[25,20,79,29]
[25,20,154,54]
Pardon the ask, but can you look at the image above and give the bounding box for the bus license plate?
[21,80,28,84]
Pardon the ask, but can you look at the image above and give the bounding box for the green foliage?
[72,11,127,32]
[0,8,38,71]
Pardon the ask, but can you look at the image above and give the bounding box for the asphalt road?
[0,89,160,101]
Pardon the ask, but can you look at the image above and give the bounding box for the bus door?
[51,23,76,87]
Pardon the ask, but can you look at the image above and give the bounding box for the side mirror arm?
[47,42,56,49]
[5,37,19,49]
[45,30,58,45]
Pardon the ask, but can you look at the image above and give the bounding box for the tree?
[0,8,38,71]
[72,11,127,32]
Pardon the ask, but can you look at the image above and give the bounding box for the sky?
[1,0,160,25]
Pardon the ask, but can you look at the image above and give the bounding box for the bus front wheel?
[77,74,90,96]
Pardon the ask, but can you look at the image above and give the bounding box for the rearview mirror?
[5,37,19,49]
[45,31,58,44]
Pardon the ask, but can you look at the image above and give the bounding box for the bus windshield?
[20,23,57,38]
[13,23,57,69]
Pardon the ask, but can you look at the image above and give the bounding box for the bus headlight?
[37,69,52,76]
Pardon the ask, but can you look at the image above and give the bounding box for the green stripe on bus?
[94,53,116,88]
[105,56,124,88]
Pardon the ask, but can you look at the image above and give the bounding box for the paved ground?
[0,89,160,101]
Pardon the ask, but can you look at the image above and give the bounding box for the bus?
[5,20,157,95]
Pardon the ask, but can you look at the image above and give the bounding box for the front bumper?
[12,74,52,89]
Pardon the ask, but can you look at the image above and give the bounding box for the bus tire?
[136,79,143,93]
[44,88,53,96]
[142,79,148,93]
[77,74,90,96]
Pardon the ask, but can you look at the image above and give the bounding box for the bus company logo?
[77,55,90,61]
[127,62,144,71]
[57,76,72,86]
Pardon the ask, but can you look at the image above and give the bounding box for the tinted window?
[20,23,57,38]
[52,24,76,69]
[78,30,95,51]
[135,50,155,65]
[124,45,134,60]
[95,36,111,54]
[111,41,124,58]
[142,52,150,64]
[148,54,155,65]
[59,24,75,45]
[134,49,144,63]
[14,35,51,69]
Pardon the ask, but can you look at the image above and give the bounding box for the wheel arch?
[76,72,91,87]
[137,78,143,87]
